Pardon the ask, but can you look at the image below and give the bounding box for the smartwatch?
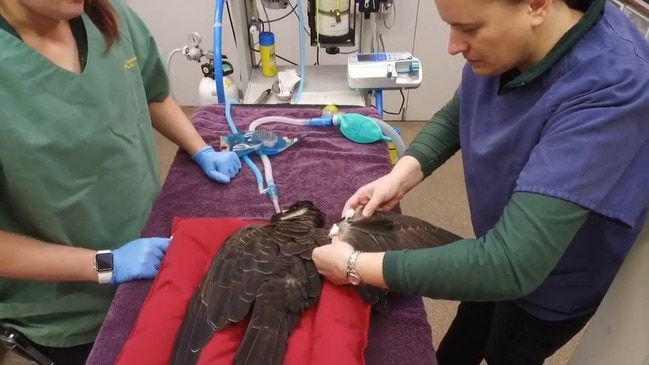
[346,250,363,286]
[93,250,114,284]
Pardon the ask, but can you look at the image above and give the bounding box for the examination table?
[86,104,437,365]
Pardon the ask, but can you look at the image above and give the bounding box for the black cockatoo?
[170,200,462,365]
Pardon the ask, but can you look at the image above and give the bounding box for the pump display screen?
[357,53,387,62]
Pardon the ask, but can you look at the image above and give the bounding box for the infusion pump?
[347,52,423,90]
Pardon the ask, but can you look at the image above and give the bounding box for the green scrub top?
[0,0,169,347]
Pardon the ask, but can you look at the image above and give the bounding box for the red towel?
[116,217,371,365]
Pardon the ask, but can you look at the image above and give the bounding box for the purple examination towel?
[86,105,437,365]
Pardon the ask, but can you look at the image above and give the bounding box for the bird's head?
[270,200,326,228]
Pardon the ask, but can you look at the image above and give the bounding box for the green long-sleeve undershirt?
[404,94,462,176]
[383,95,589,301]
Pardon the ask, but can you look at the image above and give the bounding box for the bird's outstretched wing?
[171,224,280,365]
[334,210,463,307]
[338,210,463,252]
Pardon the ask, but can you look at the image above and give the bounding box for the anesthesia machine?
[170,0,423,112]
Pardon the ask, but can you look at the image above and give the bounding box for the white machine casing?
[199,75,240,105]
[347,52,423,90]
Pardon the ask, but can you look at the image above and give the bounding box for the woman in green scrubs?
[0,0,241,364]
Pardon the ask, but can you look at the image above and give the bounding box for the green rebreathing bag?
[333,113,392,144]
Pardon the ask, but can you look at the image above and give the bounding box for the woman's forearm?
[0,230,98,282]
[355,252,388,288]
[391,156,425,193]
[148,96,208,156]
[381,193,589,301]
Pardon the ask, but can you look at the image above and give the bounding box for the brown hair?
[85,0,119,48]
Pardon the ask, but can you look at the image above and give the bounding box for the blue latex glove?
[111,237,171,285]
[192,145,242,183]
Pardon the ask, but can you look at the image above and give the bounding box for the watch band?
[97,271,112,285]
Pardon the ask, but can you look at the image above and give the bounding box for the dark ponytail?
[562,0,593,11]
[85,0,119,48]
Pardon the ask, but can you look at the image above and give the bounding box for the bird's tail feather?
[170,289,214,365]
[235,306,290,365]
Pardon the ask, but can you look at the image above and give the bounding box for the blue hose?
[294,0,306,103]
[308,115,334,126]
[375,89,384,118]
[225,99,265,191]
[213,0,226,103]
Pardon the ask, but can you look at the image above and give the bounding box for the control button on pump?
[386,64,394,78]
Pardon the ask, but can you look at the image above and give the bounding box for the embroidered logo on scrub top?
[124,56,138,69]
